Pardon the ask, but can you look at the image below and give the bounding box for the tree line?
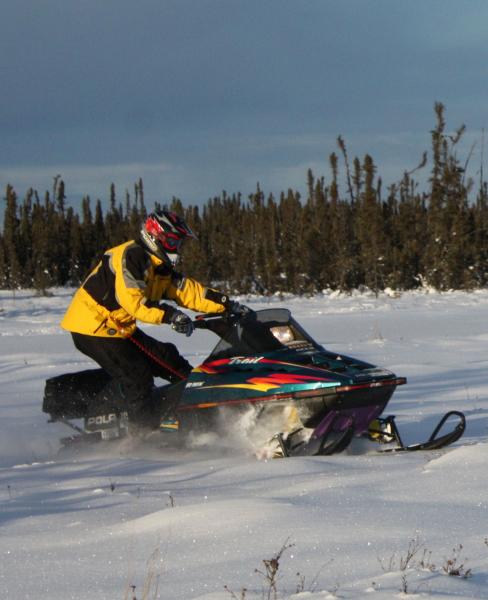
[1,103,487,295]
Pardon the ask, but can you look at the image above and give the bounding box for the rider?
[60,209,244,432]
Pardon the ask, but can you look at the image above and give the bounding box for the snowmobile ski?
[369,411,466,453]
[272,410,466,457]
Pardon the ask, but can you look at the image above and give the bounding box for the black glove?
[227,300,252,317]
[161,303,194,337]
[170,311,194,337]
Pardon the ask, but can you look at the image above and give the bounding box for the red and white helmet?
[140,210,196,265]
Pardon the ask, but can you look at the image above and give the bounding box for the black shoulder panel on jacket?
[83,254,118,310]
[123,243,150,284]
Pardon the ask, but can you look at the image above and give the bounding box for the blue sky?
[1,0,488,208]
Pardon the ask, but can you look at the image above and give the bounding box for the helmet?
[140,210,196,265]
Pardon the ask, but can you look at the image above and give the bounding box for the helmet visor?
[159,230,186,253]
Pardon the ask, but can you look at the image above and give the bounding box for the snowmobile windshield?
[204,308,321,361]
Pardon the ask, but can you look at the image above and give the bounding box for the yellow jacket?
[61,240,228,338]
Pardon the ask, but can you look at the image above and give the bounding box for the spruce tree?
[278,189,304,293]
[67,209,84,284]
[105,183,123,247]
[18,188,34,286]
[0,233,6,288]
[3,185,22,289]
[31,193,51,293]
[425,103,472,289]
[355,154,386,294]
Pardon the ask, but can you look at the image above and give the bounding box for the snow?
[1,288,488,599]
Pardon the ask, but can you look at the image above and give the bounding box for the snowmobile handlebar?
[193,309,253,329]
[193,312,233,329]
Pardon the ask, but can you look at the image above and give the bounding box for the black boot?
[129,380,186,432]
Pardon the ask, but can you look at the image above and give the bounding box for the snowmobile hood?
[178,308,406,411]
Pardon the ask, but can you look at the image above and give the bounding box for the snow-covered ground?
[1,288,487,599]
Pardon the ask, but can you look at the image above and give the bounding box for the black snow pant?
[71,328,192,424]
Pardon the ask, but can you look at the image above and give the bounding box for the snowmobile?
[43,308,466,457]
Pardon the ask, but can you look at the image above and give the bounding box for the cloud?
[1,1,488,208]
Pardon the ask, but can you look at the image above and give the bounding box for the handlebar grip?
[192,312,228,329]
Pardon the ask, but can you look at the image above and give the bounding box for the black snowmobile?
[43,308,466,457]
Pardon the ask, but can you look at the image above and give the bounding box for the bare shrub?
[254,539,294,600]
[442,544,472,579]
